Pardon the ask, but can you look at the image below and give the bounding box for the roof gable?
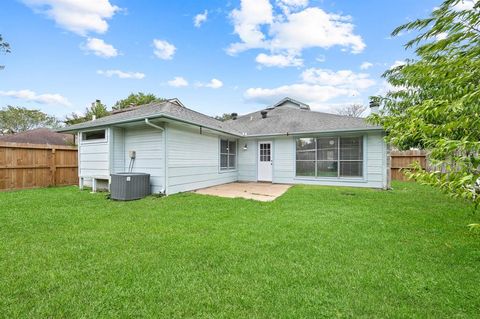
[269,97,310,110]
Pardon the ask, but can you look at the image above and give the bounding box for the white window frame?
[219,138,237,171]
[80,128,108,144]
[295,135,364,179]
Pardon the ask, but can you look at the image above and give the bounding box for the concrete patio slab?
[193,182,292,201]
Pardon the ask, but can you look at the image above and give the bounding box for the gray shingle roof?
[58,100,241,135]
[226,106,380,136]
[58,98,381,137]
[0,128,73,145]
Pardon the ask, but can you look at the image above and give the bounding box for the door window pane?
[260,143,271,162]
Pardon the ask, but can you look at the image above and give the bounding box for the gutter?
[242,127,384,138]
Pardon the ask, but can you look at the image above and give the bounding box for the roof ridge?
[228,106,364,121]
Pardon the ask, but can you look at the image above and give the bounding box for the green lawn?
[0,182,479,318]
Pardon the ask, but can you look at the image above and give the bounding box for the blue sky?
[0,0,441,119]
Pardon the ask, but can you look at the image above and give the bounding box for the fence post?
[51,148,56,186]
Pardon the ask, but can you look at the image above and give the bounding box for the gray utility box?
[110,173,151,201]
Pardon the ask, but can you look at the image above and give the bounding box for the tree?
[369,0,480,216]
[214,113,234,121]
[0,106,59,134]
[113,92,164,110]
[64,100,109,125]
[336,104,366,117]
[0,34,11,70]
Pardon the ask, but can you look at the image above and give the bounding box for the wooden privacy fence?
[0,142,78,191]
[390,150,427,181]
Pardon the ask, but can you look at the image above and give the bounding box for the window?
[259,143,271,162]
[296,136,363,178]
[82,129,106,141]
[220,139,236,170]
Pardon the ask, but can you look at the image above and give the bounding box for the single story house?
[58,97,389,194]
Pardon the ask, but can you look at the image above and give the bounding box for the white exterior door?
[257,141,272,182]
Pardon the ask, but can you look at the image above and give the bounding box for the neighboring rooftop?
[58,97,380,136]
[0,128,74,145]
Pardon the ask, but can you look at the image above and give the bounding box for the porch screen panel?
[339,137,363,177]
[295,136,363,178]
[316,138,338,177]
[295,138,315,176]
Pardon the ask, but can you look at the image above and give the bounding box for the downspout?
[145,118,164,131]
[144,118,167,195]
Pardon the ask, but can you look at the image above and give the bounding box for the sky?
[0,0,444,119]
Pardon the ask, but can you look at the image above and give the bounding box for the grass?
[0,182,479,318]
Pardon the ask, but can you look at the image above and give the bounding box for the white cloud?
[375,80,405,96]
[277,0,309,14]
[228,0,273,54]
[196,78,223,89]
[227,1,365,65]
[269,8,365,54]
[301,68,375,89]
[435,32,448,41]
[390,60,406,69]
[0,89,71,106]
[168,76,189,87]
[244,68,375,110]
[194,10,208,27]
[97,69,145,79]
[255,52,303,67]
[22,0,120,36]
[245,84,356,108]
[153,39,176,60]
[360,61,373,70]
[453,0,475,10]
[82,37,118,57]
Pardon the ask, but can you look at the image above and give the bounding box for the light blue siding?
[123,125,165,194]
[237,132,387,188]
[238,139,257,181]
[272,137,293,182]
[78,128,110,185]
[166,124,237,194]
[271,132,387,188]
[111,127,125,174]
[79,121,387,195]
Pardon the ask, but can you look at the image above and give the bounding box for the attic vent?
[231,113,238,120]
[261,110,268,119]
